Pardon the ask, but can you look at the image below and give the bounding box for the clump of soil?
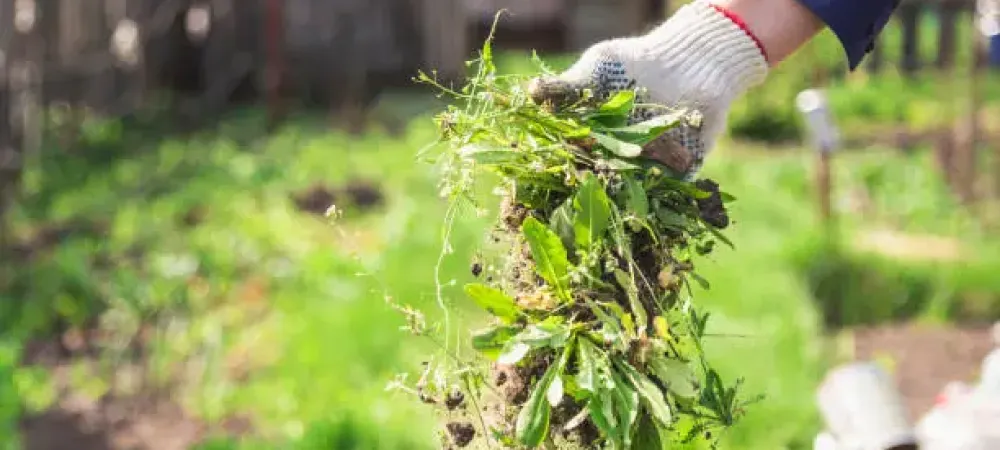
[694,179,729,229]
[291,180,385,216]
[446,421,476,447]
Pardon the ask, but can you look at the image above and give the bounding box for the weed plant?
[387,20,760,449]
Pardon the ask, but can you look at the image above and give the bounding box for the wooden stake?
[817,150,834,227]
[264,0,285,131]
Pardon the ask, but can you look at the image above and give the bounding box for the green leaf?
[604,302,636,341]
[458,144,524,165]
[592,132,643,158]
[599,90,636,117]
[690,272,711,290]
[587,389,624,448]
[650,357,699,399]
[616,359,673,427]
[603,157,643,171]
[471,325,521,360]
[609,366,640,448]
[549,198,576,254]
[464,283,522,323]
[601,111,686,146]
[622,177,649,220]
[633,411,664,450]
[516,364,558,447]
[575,338,600,394]
[518,320,571,348]
[654,205,688,231]
[498,341,531,365]
[720,191,737,203]
[547,375,564,407]
[613,269,646,335]
[588,393,621,448]
[658,177,712,199]
[521,217,572,301]
[573,175,612,250]
[707,226,735,249]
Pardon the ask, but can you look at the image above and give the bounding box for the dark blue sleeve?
[796,0,902,70]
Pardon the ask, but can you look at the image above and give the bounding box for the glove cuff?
[635,0,769,103]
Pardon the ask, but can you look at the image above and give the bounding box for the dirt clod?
[694,179,729,229]
[445,390,466,410]
[446,421,476,448]
[500,199,529,231]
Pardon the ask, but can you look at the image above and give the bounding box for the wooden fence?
[868,0,981,75]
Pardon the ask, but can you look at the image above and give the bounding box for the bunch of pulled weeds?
[385,18,761,450]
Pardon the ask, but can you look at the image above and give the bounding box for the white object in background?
[977,0,1000,37]
[813,431,840,450]
[915,390,1000,450]
[796,89,840,154]
[978,322,1000,395]
[816,362,917,450]
[915,381,976,450]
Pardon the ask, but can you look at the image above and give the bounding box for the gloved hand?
[528,0,769,179]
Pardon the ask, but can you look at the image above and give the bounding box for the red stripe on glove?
[708,3,770,64]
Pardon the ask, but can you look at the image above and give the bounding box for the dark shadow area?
[154,8,206,95]
[291,180,385,217]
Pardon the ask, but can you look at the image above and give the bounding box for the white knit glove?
[529,0,769,179]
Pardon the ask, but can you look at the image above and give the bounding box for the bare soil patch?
[19,330,251,450]
[291,180,384,216]
[853,323,994,421]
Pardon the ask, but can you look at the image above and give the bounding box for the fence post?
[899,3,923,77]
[937,2,960,69]
[335,10,368,134]
[797,89,840,230]
[0,0,14,263]
[957,15,987,204]
[867,36,884,74]
[264,0,284,130]
[1,0,42,270]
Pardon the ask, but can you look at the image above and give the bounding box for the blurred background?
[2,0,1000,448]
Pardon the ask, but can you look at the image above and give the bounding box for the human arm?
[530,0,901,178]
